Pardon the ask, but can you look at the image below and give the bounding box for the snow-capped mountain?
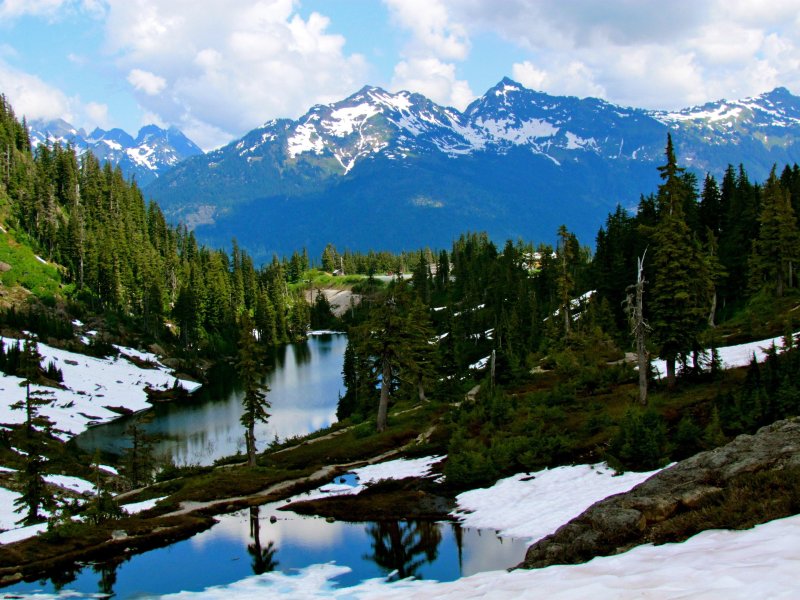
[146,80,800,261]
[28,120,202,186]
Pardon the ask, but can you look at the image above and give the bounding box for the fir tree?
[748,166,799,297]
[649,135,708,388]
[237,313,270,466]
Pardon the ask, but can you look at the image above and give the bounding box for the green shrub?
[609,409,668,471]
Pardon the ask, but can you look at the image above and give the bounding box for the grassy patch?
[650,466,800,545]
[0,228,67,303]
[147,465,311,506]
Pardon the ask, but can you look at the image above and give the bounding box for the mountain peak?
[28,119,202,185]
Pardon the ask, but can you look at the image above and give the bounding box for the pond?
[76,333,348,466]
[5,499,529,598]
[6,332,532,598]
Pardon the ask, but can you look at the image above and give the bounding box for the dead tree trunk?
[628,250,650,405]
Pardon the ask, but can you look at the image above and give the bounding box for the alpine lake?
[6,333,528,598]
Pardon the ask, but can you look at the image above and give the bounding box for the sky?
[0,0,799,151]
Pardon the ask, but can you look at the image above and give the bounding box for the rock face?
[518,418,800,569]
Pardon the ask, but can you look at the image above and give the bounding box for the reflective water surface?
[76,334,347,466]
[6,500,528,598]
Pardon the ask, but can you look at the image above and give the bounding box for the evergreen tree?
[354,279,436,432]
[649,135,708,388]
[748,167,799,297]
[237,314,270,466]
[556,225,576,336]
[11,337,54,438]
[14,449,52,525]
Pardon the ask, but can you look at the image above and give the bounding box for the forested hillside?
[339,134,800,484]
[1,95,309,358]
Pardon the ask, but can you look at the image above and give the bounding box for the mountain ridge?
[27,119,203,186]
[144,80,800,261]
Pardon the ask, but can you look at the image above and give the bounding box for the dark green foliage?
[0,306,74,341]
[748,167,799,298]
[609,409,668,471]
[716,343,800,436]
[237,313,270,466]
[673,414,703,460]
[45,359,63,382]
[648,136,708,387]
[0,94,303,358]
[310,290,336,330]
[347,278,437,431]
[14,450,53,525]
[83,489,124,525]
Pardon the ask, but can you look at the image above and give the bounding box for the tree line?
[1,94,310,357]
[338,135,799,480]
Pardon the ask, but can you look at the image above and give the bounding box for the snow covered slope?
[0,336,200,438]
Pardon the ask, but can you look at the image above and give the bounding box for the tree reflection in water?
[248,506,279,575]
[93,559,122,596]
[364,520,442,581]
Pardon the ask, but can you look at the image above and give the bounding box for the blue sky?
[1,0,798,150]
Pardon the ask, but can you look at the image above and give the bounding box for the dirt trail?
[160,448,402,518]
[304,287,361,317]
[161,418,436,519]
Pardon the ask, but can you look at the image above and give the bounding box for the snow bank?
[43,474,95,495]
[452,464,659,544]
[652,331,798,377]
[306,455,444,500]
[0,336,201,438]
[123,496,166,514]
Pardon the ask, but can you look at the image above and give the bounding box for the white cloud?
[0,59,116,131]
[127,68,167,95]
[0,58,75,122]
[392,58,474,109]
[383,0,474,112]
[85,101,111,129]
[512,59,605,99]
[445,0,800,109]
[384,0,469,61]
[102,0,369,150]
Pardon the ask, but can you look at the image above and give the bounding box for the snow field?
[651,330,799,378]
[0,336,201,438]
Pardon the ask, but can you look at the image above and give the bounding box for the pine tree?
[355,279,436,432]
[237,313,270,466]
[14,450,52,525]
[748,167,799,297]
[649,135,708,388]
[11,337,54,438]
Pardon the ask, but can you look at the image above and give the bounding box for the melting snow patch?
[652,331,799,377]
[0,336,201,438]
[451,463,659,544]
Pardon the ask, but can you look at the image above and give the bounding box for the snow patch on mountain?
[287,123,325,158]
[324,103,380,137]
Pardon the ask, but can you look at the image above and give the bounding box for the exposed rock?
[518,418,800,570]
[0,261,12,272]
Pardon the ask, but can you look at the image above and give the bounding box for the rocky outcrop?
[518,418,800,569]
